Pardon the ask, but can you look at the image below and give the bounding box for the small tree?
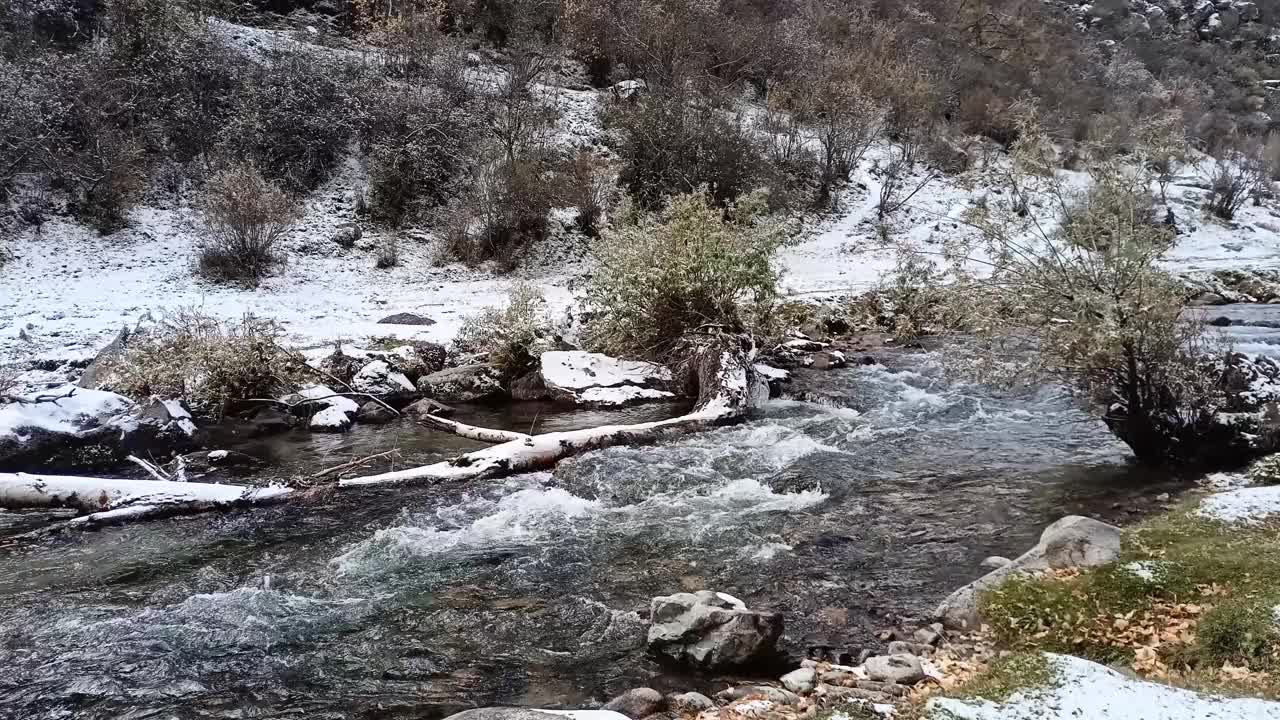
[197,163,297,285]
[585,189,785,360]
[1204,143,1270,221]
[918,113,1236,466]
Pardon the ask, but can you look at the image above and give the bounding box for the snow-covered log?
[343,341,764,488]
[0,472,292,526]
[416,414,531,444]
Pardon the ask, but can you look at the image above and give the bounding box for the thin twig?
[313,450,401,480]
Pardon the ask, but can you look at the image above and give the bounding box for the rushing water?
[14,312,1280,719]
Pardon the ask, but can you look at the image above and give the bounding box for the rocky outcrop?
[416,364,504,403]
[283,385,360,432]
[538,351,674,406]
[646,590,783,670]
[0,387,198,471]
[933,515,1122,630]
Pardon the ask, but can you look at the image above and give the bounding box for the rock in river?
[647,590,783,670]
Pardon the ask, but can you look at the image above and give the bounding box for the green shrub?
[584,189,784,359]
[1194,596,1279,668]
[110,311,304,419]
[454,283,551,377]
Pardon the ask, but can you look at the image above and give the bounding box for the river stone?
[647,590,783,670]
[980,556,1012,569]
[781,667,816,693]
[667,692,714,714]
[404,397,456,418]
[351,360,416,400]
[933,515,1121,630]
[510,370,550,401]
[357,401,397,424]
[417,364,503,403]
[888,640,933,656]
[864,654,924,685]
[602,688,665,719]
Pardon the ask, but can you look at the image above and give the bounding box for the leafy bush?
[454,283,551,377]
[111,311,304,419]
[218,55,359,192]
[196,163,298,285]
[361,83,478,227]
[606,92,765,210]
[440,157,554,270]
[585,190,785,359]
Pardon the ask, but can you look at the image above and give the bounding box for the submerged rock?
[933,515,1121,630]
[357,401,397,424]
[647,590,783,670]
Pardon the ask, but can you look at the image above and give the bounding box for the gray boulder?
[444,710,628,720]
[780,667,816,694]
[351,360,416,401]
[863,654,924,685]
[417,364,503,403]
[377,312,435,325]
[932,515,1121,630]
[603,688,665,719]
[667,692,714,714]
[647,590,783,669]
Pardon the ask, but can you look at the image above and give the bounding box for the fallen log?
[0,472,293,526]
[343,341,765,488]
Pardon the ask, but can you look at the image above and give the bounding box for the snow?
[575,386,675,405]
[539,351,671,390]
[753,363,790,381]
[1197,485,1280,524]
[351,360,415,394]
[0,386,133,437]
[929,653,1280,719]
[309,404,354,431]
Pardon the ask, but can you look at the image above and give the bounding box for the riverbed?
[6,304,1279,719]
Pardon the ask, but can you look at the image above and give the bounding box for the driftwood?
[0,337,764,528]
[344,340,764,488]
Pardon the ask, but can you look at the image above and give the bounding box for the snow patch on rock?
[0,386,134,438]
[539,351,674,406]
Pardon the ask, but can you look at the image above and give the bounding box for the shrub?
[361,79,479,227]
[1205,149,1270,221]
[196,163,298,285]
[454,283,551,377]
[561,150,613,237]
[440,157,554,269]
[218,55,358,192]
[1194,596,1278,668]
[110,311,304,419]
[933,113,1229,465]
[584,189,785,360]
[375,236,399,268]
[606,91,765,210]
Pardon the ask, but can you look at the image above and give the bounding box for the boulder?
[980,556,1012,569]
[863,654,924,685]
[285,385,360,433]
[647,590,783,670]
[351,360,416,401]
[357,401,398,424]
[510,370,551,401]
[417,364,504,403]
[0,387,198,471]
[238,405,296,437]
[377,312,435,326]
[386,341,448,381]
[539,351,674,406]
[77,326,133,390]
[332,222,361,248]
[602,688,665,719]
[666,692,714,714]
[315,345,366,384]
[932,515,1121,630]
[780,667,816,694]
[404,397,456,418]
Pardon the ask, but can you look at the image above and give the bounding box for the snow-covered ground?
[4,21,1278,386]
[930,653,1280,720]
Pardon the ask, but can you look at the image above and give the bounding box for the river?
[2,305,1276,719]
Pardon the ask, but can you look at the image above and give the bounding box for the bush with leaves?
[361,83,478,227]
[110,311,304,419]
[196,163,298,285]
[454,283,551,377]
[606,91,765,210]
[585,189,785,360]
[926,113,1239,466]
